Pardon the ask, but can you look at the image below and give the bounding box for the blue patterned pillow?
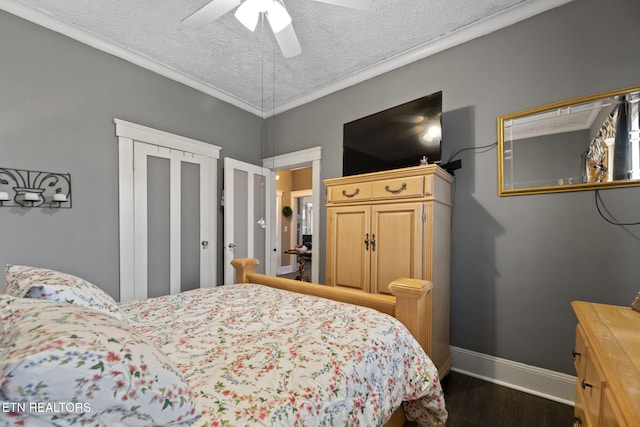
[4,265,127,323]
[0,295,200,426]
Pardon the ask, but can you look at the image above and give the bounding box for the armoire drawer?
[371,176,424,200]
[327,182,372,203]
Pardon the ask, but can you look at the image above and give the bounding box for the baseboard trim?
[450,346,576,406]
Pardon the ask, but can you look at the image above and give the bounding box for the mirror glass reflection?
[498,85,640,196]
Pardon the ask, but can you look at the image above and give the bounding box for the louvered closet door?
[134,142,212,298]
[370,203,423,295]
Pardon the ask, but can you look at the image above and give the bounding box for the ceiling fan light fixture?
[421,123,442,144]
[267,2,292,33]
[235,0,260,31]
[184,0,372,59]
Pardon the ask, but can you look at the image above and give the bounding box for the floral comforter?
[118,284,447,426]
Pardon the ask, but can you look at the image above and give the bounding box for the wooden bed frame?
[232,258,441,427]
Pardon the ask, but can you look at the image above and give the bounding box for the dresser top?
[572,301,640,425]
[324,164,453,186]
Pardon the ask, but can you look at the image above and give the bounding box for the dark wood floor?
[278,262,311,281]
[440,371,574,427]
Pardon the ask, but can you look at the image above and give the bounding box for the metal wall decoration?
[0,167,72,208]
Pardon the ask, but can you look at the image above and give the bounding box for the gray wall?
[267,0,640,375]
[0,11,263,299]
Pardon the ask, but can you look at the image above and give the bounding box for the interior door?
[133,141,214,298]
[223,157,275,285]
[371,203,423,295]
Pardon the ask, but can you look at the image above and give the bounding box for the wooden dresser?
[324,165,453,375]
[571,301,640,427]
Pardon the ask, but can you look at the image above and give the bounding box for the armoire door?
[325,205,371,291]
[370,203,423,295]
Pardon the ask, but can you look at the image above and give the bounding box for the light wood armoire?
[324,165,453,375]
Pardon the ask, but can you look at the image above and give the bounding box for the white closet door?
[116,119,220,302]
[132,142,212,299]
[223,157,275,285]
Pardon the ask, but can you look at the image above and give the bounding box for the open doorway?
[274,169,312,278]
[280,186,312,279]
[262,147,322,284]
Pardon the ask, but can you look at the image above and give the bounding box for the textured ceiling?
[2,0,573,116]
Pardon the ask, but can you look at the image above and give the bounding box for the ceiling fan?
[182,0,373,58]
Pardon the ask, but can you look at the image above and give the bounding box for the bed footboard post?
[388,278,433,358]
[230,258,259,283]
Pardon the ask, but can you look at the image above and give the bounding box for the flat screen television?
[343,91,442,176]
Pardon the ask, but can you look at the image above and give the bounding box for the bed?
[0,259,447,426]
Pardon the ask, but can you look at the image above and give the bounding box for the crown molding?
[271,0,575,116]
[1,0,574,118]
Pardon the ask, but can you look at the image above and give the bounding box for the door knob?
[228,243,237,249]
[201,241,209,249]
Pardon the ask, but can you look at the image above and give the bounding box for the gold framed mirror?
[498,85,640,196]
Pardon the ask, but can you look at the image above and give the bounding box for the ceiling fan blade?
[273,24,301,58]
[182,0,241,28]
[266,2,292,33]
[235,0,260,31]
[310,0,373,10]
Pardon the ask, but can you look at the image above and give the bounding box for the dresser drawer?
[574,324,588,378]
[327,182,372,203]
[574,381,590,426]
[582,352,605,427]
[371,176,424,200]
